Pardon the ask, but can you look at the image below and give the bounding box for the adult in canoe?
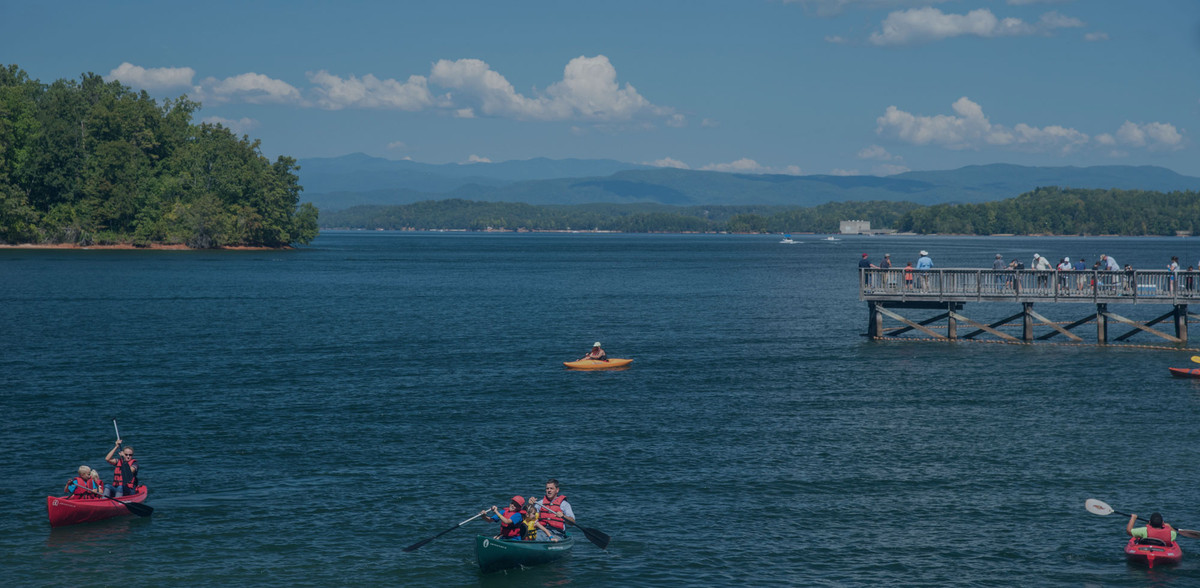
[480,496,526,540]
[533,478,575,540]
[580,342,607,362]
[104,440,138,497]
[1128,512,1178,544]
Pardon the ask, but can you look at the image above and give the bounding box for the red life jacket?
[538,495,567,530]
[497,508,523,539]
[1147,523,1175,544]
[69,476,94,499]
[113,457,138,489]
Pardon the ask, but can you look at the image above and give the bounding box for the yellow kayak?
[563,358,633,370]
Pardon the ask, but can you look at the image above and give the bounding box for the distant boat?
[823,236,842,242]
[780,234,796,244]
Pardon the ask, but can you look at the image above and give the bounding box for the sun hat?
[884,253,890,257]
[593,342,602,348]
[920,250,928,256]
[1063,257,1070,263]
[1033,253,1040,258]
[995,254,1002,259]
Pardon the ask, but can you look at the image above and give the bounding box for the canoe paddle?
[1085,499,1200,539]
[559,517,611,549]
[404,512,486,552]
[102,495,154,517]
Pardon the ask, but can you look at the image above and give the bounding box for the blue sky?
[4,0,1199,176]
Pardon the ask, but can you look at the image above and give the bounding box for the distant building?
[839,220,871,235]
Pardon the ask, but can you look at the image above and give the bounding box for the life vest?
[1147,524,1175,544]
[520,510,540,541]
[69,476,94,499]
[113,457,138,489]
[497,508,523,539]
[538,495,567,531]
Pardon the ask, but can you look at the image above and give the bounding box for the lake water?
[3,231,1200,586]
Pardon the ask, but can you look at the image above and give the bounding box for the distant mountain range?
[296,153,1200,211]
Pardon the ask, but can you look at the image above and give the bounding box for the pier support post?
[1022,302,1034,342]
[868,301,881,338]
[1176,304,1188,343]
[1097,303,1108,344]
[947,303,957,340]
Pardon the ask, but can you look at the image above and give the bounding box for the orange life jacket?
[1147,523,1175,544]
[69,476,94,499]
[497,507,523,539]
[538,495,567,531]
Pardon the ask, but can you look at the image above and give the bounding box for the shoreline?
[0,243,287,251]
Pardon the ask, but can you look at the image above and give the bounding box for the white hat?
[1033,253,1040,258]
[1063,257,1070,263]
[593,342,602,348]
[920,250,928,256]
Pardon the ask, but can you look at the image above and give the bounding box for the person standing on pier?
[992,254,1006,293]
[859,253,877,288]
[880,254,894,288]
[1032,254,1051,292]
[1074,257,1089,291]
[916,250,933,290]
[1168,256,1180,292]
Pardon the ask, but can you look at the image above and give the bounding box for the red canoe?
[1125,537,1183,568]
[46,486,149,527]
[1168,367,1200,378]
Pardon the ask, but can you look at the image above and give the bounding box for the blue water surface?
[2,231,1200,587]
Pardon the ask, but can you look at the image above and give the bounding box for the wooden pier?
[860,268,1199,345]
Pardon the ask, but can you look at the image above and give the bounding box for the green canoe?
[474,534,575,573]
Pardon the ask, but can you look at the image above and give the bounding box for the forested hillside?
[0,65,318,247]
[320,188,1200,236]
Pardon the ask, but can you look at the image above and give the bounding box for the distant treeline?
[320,187,1200,236]
[0,65,317,247]
[320,199,920,233]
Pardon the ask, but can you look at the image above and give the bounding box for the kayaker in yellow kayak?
[579,342,607,362]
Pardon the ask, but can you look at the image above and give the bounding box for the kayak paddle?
[1085,499,1200,539]
[404,512,486,552]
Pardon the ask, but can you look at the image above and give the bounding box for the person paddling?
[580,342,607,362]
[480,496,526,540]
[104,440,138,497]
[1128,512,1177,544]
[533,478,575,540]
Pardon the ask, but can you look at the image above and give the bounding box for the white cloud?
[386,141,408,150]
[666,114,687,128]
[785,0,953,17]
[857,144,897,160]
[1114,121,1184,151]
[200,116,258,135]
[701,118,720,128]
[877,98,1185,155]
[1007,0,1071,5]
[700,158,802,175]
[646,157,690,169]
[307,70,436,111]
[876,96,1089,153]
[825,35,849,44]
[107,63,195,90]
[202,72,304,105]
[830,168,861,176]
[430,55,671,123]
[463,154,492,164]
[869,7,1082,46]
[1084,31,1109,42]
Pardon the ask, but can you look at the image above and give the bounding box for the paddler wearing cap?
[481,496,527,540]
[580,341,607,362]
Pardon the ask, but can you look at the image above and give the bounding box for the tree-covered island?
[0,65,317,248]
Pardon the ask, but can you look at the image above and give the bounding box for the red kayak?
[1169,367,1200,378]
[1125,537,1183,568]
[46,486,149,527]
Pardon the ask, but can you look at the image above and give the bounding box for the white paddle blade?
[1085,499,1114,516]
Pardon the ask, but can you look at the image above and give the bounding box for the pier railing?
[860,268,1198,304]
